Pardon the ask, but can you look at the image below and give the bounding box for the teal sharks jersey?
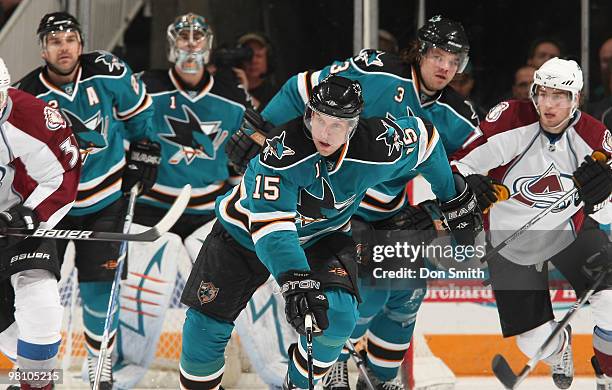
[139,69,248,214]
[16,50,155,216]
[261,49,480,222]
[216,115,455,279]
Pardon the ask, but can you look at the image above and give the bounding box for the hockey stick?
[92,184,139,390]
[482,155,611,264]
[492,266,612,389]
[344,340,376,390]
[304,314,315,390]
[0,184,191,242]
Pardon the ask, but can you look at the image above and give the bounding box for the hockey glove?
[372,201,438,244]
[121,139,161,196]
[582,242,612,288]
[439,173,483,246]
[0,205,39,248]
[573,152,612,214]
[277,270,329,336]
[464,174,510,214]
[225,108,271,174]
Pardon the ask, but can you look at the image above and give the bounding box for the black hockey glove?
[0,205,39,248]
[225,108,271,175]
[372,201,438,244]
[278,270,329,336]
[439,173,483,246]
[464,174,510,214]
[121,139,161,196]
[572,152,612,214]
[582,242,612,288]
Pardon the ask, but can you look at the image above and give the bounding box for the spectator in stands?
[590,37,612,104]
[235,32,278,111]
[449,61,486,119]
[512,65,536,100]
[527,38,562,69]
[588,56,612,129]
[379,29,399,53]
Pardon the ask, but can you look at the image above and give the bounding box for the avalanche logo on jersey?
[43,106,66,131]
[263,131,295,161]
[94,51,125,73]
[603,129,612,154]
[161,105,228,165]
[61,109,108,164]
[354,49,384,67]
[296,176,356,226]
[511,163,575,211]
[375,116,417,156]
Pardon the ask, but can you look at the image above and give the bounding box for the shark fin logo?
[61,109,108,164]
[263,131,295,161]
[162,105,226,164]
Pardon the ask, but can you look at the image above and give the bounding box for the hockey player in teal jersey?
[136,12,249,247]
[226,16,496,389]
[109,14,250,387]
[16,12,160,389]
[179,75,482,389]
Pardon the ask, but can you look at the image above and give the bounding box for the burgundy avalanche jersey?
[0,88,80,228]
[452,100,611,265]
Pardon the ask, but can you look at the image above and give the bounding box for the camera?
[211,46,253,68]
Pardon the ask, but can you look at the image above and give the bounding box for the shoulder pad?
[210,68,250,106]
[351,49,410,79]
[14,68,47,96]
[80,50,128,78]
[346,117,411,162]
[258,117,317,169]
[481,100,539,137]
[574,111,611,153]
[140,70,173,93]
[439,87,480,126]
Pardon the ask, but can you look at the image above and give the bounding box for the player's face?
[419,47,460,93]
[42,31,82,74]
[310,111,353,156]
[534,86,575,132]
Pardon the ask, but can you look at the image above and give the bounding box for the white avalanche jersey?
[453,100,612,265]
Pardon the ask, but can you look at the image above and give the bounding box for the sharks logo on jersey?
[511,163,576,211]
[375,116,418,156]
[296,175,357,226]
[94,51,125,73]
[161,105,229,165]
[354,49,385,67]
[263,131,295,161]
[61,109,109,163]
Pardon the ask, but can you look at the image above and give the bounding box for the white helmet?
[530,57,583,119]
[0,58,10,112]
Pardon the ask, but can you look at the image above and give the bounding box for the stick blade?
[492,354,518,389]
[131,184,191,241]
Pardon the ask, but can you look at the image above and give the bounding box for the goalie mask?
[417,15,470,73]
[167,13,213,74]
[304,75,364,146]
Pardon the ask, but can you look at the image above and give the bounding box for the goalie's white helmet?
[0,58,10,111]
[530,57,583,118]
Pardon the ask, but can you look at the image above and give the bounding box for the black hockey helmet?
[308,75,364,119]
[37,12,82,44]
[418,15,469,72]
